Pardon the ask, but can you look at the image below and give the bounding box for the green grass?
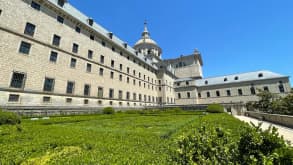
[0,111,246,164]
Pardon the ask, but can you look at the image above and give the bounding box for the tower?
[134,21,162,63]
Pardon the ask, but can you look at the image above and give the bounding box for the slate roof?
[195,70,288,87]
[46,0,157,69]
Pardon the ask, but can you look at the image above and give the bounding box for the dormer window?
[205,80,208,85]
[224,78,228,82]
[108,32,113,39]
[258,73,263,78]
[123,43,127,48]
[234,76,239,80]
[58,0,66,7]
[87,18,94,26]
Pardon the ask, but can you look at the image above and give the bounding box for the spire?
[142,20,150,39]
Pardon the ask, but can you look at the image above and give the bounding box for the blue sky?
[69,0,293,84]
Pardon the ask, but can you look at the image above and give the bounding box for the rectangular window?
[88,50,93,59]
[227,90,231,96]
[110,71,114,79]
[109,89,114,99]
[216,91,220,97]
[279,84,285,93]
[250,87,256,95]
[187,92,191,98]
[84,99,89,104]
[98,87,103,98]
[43,96,51,103]
[133,93,136,101]
[86,63,92,72]
[133,70,136,76]
[119,90,123,99]
[127,77,130,83]
[139,72,141,78]
[10,72,26,89]
[52,35,61,46]
[43,78,55,92]
[8,94,20,102]
[70,58,77,68]
[66,98,72,103]
[264,86,269,92]
[75,26,80,33]
[139,94,142,101]
[111,60,115,68]
[126,92,130,100]
[84,84,90,96]
[19,41,31,54]
[127,67,130,74]
[66,81,74,94]
[90,35,94,40]
[133,79,136,85]
[100,55,104,64]
[119,74,122,81]
[238,89,243,96]
[99,68,104,76]
[119,64,122,71]
[178,93,181,99]
[57,16,64,24]
[24,22,36,36]
[31,1,40,11]
[72,43,79,53]
[49,51,58,63]
[207,92,210,98]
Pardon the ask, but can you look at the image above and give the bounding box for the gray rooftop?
[47,0,157,70]
[195,70,288,87]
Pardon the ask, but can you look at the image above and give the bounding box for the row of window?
[10,72,168,102]
[29,1,156,76]
[8,94,163,106]
[21,19,176,88]
[198,85,285,98]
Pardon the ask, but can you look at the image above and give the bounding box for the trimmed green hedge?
[206,104,224,113]
[102,107,115,114]
[0,109,21,125]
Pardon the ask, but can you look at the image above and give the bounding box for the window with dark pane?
[8,94,20,102]
[10,72,25,88]
[70,58,76,68]
[43,78,55,92]
[31,1,40,11]
[84,84,90,96]
[49,51,58,62]
[24,22,36,36]
[88,50,93,59]
[19,41,31,54]
[57,16,64,24]
[66,81,74,94]
[52,34,61,46]
[72,43,79,53]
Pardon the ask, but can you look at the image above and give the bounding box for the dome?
[133,21,162,59]
[135,38,158,46]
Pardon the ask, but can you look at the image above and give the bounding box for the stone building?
[0,0,291,111]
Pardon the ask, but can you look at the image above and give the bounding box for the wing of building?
[0,0,291,112]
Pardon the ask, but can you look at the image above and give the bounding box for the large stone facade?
[0,0,291,110]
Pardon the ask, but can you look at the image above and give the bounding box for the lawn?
[0,111,245,164]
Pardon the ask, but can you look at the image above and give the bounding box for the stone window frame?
[10,71,26,89]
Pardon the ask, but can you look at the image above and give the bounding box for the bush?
[0,109,21,125]
[102,107,115,114]
[206,104,224,113]
[172,123,293,164]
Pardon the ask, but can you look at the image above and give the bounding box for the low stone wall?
[1,105,208,117]
[246,111,293,128]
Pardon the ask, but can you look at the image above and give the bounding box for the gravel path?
[234,115,293,146]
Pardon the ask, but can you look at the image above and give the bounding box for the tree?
[254,90,277,113]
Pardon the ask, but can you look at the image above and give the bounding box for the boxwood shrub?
[102,107,115,114]
[0,109,21,125]
[206,104,224,113]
